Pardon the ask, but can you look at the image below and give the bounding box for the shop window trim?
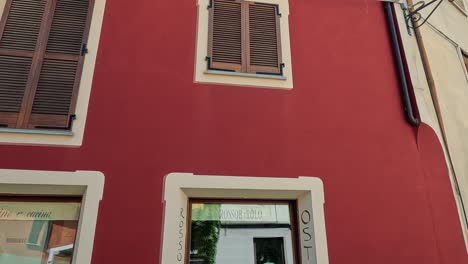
[160,172,329,264]
[0,169,104,264]
[194,0,294,89]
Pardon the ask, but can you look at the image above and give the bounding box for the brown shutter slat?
[0,56,31,112]
[247,3,282,75]
[46,0,89,55]
[26,0,93,129]
[0,0,47,51]
[209,0,244,72]
[0,0,48,128]
[0,55,32,127]
[31,59,77,115]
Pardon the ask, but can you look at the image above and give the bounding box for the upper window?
[0,0,93,130]
[194,0,293,89]
[0,0,105,146]
[208,0,283,75]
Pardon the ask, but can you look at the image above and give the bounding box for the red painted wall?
[0,0,467,263]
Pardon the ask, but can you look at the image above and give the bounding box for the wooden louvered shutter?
[208,0,282,75]
[208,0,244,72]
[246,2,282,75]
[27,0,94,129]
[0,0,47,128]
[0,0,94,130]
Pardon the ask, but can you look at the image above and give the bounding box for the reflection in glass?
[254,237,285,264]
[0,201,80,264]
[189,202,295,264]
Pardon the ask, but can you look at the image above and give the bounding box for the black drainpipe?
[384,2,420,126]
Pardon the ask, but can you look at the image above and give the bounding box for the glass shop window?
[0,198,81,264]
[188,200,298,264]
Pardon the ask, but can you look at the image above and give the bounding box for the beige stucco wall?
[422,26,468,203]
[419,2,468,51]
[0,0,6,16]
[394,1,468,248]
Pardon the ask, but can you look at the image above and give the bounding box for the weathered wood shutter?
[0,0,46,127]
[246,2,282,75]
[208,0,244,72]
[208,0,282,75]
[0,0,94,130]
[28,0,93,129]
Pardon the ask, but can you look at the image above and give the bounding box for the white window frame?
[194,0,294,90]
[0,169,105,264]
[160,173,329,264]
[0,0,107,147]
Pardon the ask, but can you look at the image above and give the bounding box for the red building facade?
[0,0,467,263]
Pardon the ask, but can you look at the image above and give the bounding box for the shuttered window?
[0,0,94,130]
[208,0,283,75]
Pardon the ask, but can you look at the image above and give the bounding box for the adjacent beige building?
[394,0,468,247]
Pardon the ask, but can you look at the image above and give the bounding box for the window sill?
[205,70,287,80]
[0,128,74,136]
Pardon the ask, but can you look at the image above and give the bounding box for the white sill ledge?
[205,70,287,80]
[0,128,74,136]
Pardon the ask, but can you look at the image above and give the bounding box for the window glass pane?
[189,202,295,264]
[254,238,285,264]
[0,201,81,264]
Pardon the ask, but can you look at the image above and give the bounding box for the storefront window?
[188,200,297,264]
[0,198,81,264]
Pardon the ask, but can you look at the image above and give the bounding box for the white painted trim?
[160,173,328,264]
[194,0,294,89]
[0,170,105,264]
[0,0,107,147]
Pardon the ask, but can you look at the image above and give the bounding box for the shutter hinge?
[256,63,285,76]
[254,2,281,16]
[274,4,281,16]
[35,115,76,130]
[206,57,236,72]
[81,44,89,56]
